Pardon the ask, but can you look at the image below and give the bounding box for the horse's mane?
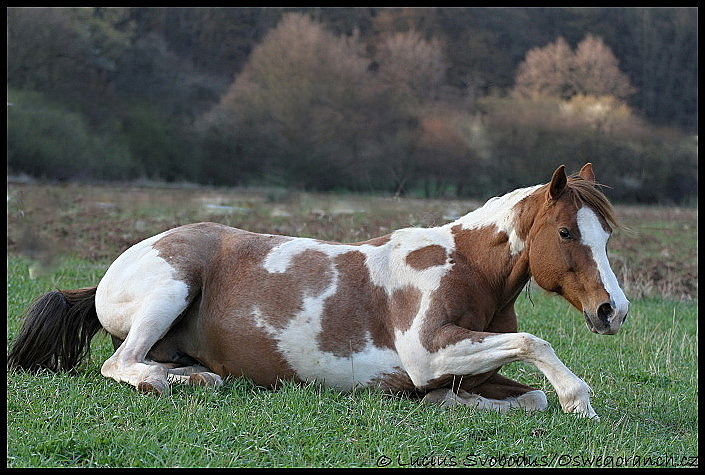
[565,173,620,229]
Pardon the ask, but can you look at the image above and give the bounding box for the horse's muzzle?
[584,300,629,335]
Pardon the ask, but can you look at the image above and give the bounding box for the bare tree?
[513,34,635,102]
[513,36,574,100]
[571,34,635,100]
[374,29,448,106]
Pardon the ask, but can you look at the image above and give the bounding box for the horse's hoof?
[189,372,223,387]
[137,378,170,396]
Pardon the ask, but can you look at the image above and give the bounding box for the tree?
[571,34,635,100]
[374,29,448,106]
[7,8,87,93]
[513,34,635,102]
[7,7,136,125]
[199,13,380,189]
[611,7,697,132]
[513,36,574,100]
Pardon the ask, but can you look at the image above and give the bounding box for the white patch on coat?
[264,227,455,294]
[372,227,455,294]
[95,229,189,340]
[576,207,630,317]
[252,259,403,389]
[392,316,432,386]
[448,184,542,255]
[258,227,458,389]
[262,237,317,273]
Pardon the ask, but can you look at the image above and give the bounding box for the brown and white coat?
[92,165,628,418]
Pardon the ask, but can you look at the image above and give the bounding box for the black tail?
[8,287,103,373]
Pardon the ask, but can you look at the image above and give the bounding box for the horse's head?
[527,163,629,335]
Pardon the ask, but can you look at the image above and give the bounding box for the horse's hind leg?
[98,275,196,395]
[103,327,224,395]
[97,233,225,395]
[424,373,548,412]
[473,373,548,412]
[105,313,222,393]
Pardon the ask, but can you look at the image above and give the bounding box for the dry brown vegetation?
[7,182,697,301]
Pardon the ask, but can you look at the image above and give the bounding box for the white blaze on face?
[576,207,630,319]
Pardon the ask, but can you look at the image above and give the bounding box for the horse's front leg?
[406,325,597,418]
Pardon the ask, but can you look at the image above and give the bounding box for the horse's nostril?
[597,302,614,324]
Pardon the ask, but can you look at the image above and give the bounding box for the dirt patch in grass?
[7,182,697,301]
[608,205,697,300]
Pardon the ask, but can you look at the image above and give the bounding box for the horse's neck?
[449,184,542,251]
[445,184,543,304]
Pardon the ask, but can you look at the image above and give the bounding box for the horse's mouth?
[583,311,619,335]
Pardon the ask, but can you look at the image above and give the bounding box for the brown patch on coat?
[212,235,334,331]
[317,251,391,356]
[150,224,301,386]
[461,372,538,398]
[421,370,537,396]
[422,371,496,392]
[316,250,425,357]
[202,316,299,387]
[152,222,233,300]
[388,286,422,334]
[512,189,546,244]
[415,224,526,355]
[405,244,448,270]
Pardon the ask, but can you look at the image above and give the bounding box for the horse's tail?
[8,287,103,373]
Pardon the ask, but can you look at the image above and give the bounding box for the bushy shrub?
[473,96,697,203]
[7,89,135,181]
[122,103,202,182]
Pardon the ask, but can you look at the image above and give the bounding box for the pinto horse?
[8,163,628,418]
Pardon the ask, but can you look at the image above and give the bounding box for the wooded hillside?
[7,7,697,203]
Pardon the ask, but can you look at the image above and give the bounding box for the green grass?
[6,256,698,468]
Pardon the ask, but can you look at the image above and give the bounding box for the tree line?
[7,7,697,203]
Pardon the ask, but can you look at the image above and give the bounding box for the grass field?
[6,183,699,468]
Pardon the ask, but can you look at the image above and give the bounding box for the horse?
[8,163,628,418]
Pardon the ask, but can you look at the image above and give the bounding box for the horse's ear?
[579,162,596,182]
[548,164,567,200]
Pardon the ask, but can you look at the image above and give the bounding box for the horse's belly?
[275,336,407,390]
[196,310,408,391]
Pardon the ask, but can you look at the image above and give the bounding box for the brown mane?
[565,173,620,229]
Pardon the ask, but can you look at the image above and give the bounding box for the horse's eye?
[559,228,572,239]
